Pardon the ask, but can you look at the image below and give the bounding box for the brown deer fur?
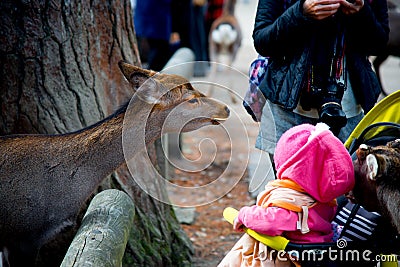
[0,61,230,266]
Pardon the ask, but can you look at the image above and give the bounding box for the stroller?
[224,90,400,267]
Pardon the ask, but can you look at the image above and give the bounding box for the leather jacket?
[253,0,389,113]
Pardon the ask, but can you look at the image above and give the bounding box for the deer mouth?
[210,117,228,125]
[190,117,227,126]
[181,117,228,132]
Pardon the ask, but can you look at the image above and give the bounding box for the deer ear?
[366,154,379,180]
[135,78,165,105]
[118,61,156,91]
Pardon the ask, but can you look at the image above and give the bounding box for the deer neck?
[71,98,162,180]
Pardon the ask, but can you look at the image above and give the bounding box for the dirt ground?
[168,114,262,266]
[171,162,255,266]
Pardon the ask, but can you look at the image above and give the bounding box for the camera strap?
[301,14,349,135]
[330,16,347,86]
[307,15,347,92]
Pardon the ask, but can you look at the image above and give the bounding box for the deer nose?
[356,144,369,161]
[224,106,230,116]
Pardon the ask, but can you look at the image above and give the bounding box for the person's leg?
[255,101,318,174]
[256,101,317,155]
[191,5,208,76]
[147,38,172,71]
[255,101,362,171]
[337,112,364,144]
[136,36,150,69]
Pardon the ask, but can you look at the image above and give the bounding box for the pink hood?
[274,123,354,203]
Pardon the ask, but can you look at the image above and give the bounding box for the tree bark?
[0,0,192,266]
[0,0,139,134]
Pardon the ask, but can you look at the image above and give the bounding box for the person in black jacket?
[134,0,173,71]
[253,0,389,165]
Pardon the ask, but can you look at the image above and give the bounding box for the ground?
[172,161,255,266]
[167,110,264,266]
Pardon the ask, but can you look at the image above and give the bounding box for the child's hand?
[233,217,244,232]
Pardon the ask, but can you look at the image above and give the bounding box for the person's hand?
[233,217,244,232]
[340,0,364,15]
[170,32,180,44]
[303,0,342,20]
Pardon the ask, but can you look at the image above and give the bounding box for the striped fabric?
[333,202,381,241]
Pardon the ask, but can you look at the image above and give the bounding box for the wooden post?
[61,189,135,267]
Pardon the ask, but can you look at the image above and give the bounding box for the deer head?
[118,61,230,139]
[352,140,400,231]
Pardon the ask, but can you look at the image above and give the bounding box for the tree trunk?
[0,1,192,266]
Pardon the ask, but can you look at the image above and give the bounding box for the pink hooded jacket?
[237,123,354,243]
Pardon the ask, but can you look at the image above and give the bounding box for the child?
[219,123,355,266]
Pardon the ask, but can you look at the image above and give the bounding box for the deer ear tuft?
[366,154,378,180]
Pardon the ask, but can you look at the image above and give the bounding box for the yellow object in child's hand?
[223,207,290,251]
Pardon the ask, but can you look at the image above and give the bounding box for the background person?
[134,0,173,71]
[253,0,389,168]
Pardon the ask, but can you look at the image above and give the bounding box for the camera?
[301,78,347,135]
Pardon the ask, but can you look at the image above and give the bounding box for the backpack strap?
[297,206,310,234]
[257,179,322,234]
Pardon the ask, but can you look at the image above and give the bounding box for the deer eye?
[188,98,199,104]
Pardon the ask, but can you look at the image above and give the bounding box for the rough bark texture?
[0,0,192,266]
[0,0,138,134]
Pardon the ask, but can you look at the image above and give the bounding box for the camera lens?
[319,102,347,135]
[300,78,347,135]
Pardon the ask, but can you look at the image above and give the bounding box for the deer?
[351,140,400,233]
[372,3,400,95]
[207,0,242,104]
[0,61,230,266]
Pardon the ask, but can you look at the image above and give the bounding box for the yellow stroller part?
[345,90,400,149]
[223,207,290,251]
[223,207,399,266]
[382,258,399,267]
